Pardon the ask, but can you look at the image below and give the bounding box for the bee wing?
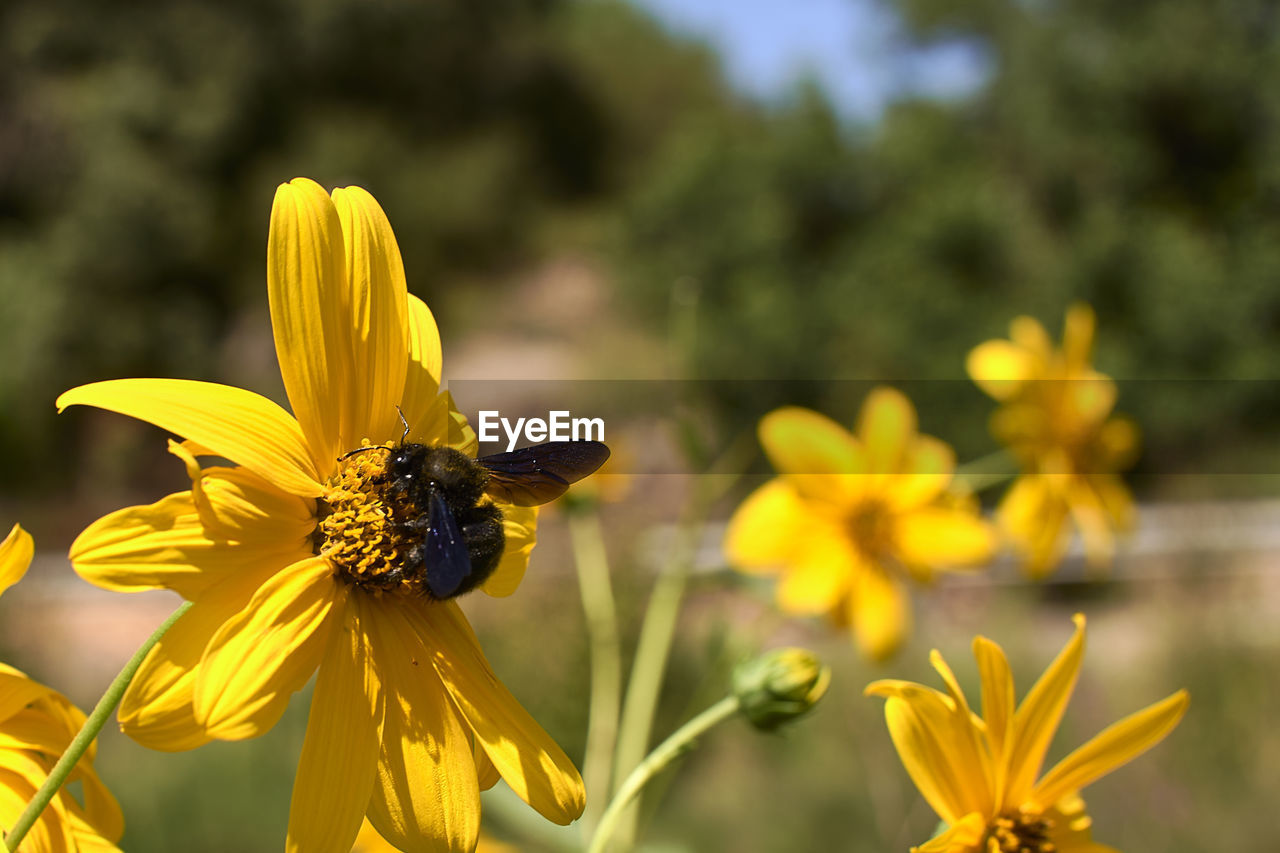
[478,441,611,506]
[424,489,472,598]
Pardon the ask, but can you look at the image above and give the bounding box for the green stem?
[5,601,192,851]
[568,509,623,840]
[587,696,740,853]
[609,440,752,850]
[952,447,1019,493]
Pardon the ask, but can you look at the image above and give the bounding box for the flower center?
[314,443,507,599]
[316,444,428,596]
[847,498,894,559]
[984,809,1055,853]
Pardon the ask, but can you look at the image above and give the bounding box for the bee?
[343,429,609,600]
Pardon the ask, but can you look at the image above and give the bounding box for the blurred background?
[0,0,1276,849]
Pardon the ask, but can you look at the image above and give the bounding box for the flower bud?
[732,647,831,732]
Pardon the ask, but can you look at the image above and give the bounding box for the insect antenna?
[336,407,414,462]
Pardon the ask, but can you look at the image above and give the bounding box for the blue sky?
[631,0,988,119]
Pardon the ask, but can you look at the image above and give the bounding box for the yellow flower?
[724,388,998,661]
[867,614,1188,853]
[0,525,124,852]
[57,179,584,852]
[968,305,1139,577]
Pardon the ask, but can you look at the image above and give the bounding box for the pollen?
[316,445,426,596]
[984,809,1056,853]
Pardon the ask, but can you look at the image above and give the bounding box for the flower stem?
[568,509,623,840]
[953,448,1019,493]
[609,437,752,850]
[586,695,740,853]
[5,601,192,851]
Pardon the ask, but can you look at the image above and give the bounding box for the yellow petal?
[77,768,125,844]
[1033,689,1188,806]
[858,387,917,474]
[0,669,55,729]
[0,770,73,853]
[758,407,865,502]
[928,650,993,813]
[414,600,585,824]
[886,436,957,510]
[331,186,410,450]
[895,508,998,572]
[70,490,311,600]
[998,476,1070,580]
[398,295,444,437]
[194,558,341,740]
[912,812,986,853]
[167,444,316,546]
[966,340,1036,401]
[876,692,973,826]
[1064,479,1116,569]
[287,595,384,853]
[57,379,323,498]
[724,479,809,572]
[1061,303,1096,375]
[973,636,1015,805]
[1009,315,1052,361]
[776,532,855,616]
[481,505,538,598]
[851,564,909,662]
[0,524,33,599]
[1095,417,1140,471]
[364,600,480,853]
[268,177,349,477]
[68,808,124,853]
[119,564,275,751]
[1007,614,1086,804]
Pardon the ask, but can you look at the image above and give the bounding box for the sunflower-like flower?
[968,304,1139,577]
[57,179,584,852]
[0,525,124,852]
[867,614,1188,853]
[724,388,998,661]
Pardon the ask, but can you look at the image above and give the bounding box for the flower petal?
[286,594,384,853]
[119,564,275,751]
[724,479,809,572]
[870,692,973,826]
[1033,690,1189,806]
[365,600,480,853]
[57,379,323,497]
[912,812,986,853]
[481,505,538,598]
[0,668,56,728]
[998,476,1070,579]
[895,509,998,572]
[758,407,865,501]
[399,295,444,438]
[331,186,410,450]
[413,600,585,825]
[967,340,1036,401]
[0,524,33,599]
[886,436,957,510]
[0,769,73,853]
[776,532,855,616]
[1061,303,1096,375]
[70,491,311,600]
[973,636,1015,805]
[851,564,909,662]
[194,557,341,740]
[1006,614,1086,804]
[858,387,917,474]
[268,178,350,477]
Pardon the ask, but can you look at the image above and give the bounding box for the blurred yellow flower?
[968,304,1139,577]
[867,614,1188,853]
[725,388,998,661]
[0,525,124,853]
[58,179,583,852]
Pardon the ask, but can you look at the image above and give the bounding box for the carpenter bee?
[344,433,609,600]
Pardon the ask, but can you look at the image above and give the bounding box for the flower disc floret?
[318,446,419,595]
